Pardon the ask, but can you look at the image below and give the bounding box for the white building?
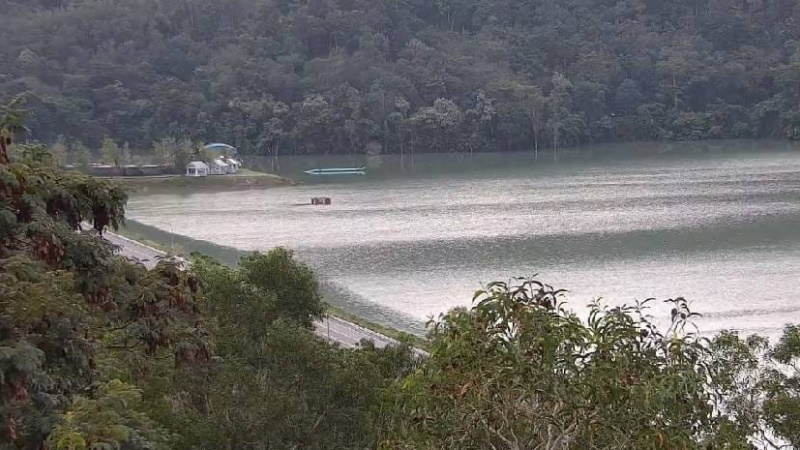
[225,157,242,173]
[186,161,209,177]
[209,159,229,175]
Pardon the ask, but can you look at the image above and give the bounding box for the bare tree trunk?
[553,124,559,163]
[673,75,679,111]
[411,134,416,166]
[532,106,539,161]
[399,131,404,159]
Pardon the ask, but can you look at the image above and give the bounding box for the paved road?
[103,230,425,355]
[104,232,172,269]
[314,315,397,349]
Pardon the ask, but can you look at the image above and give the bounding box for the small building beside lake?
[186,161,209,177]
[186,156,242,177]
[209,159,229,175]
[85,142,242,179]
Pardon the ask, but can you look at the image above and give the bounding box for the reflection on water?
[127,141,800,338]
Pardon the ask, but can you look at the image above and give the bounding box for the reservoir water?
[127,141,800,338]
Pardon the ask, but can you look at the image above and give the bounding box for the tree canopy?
[378,279,800,450]
[3,0,800,156]
[1,98,210,448]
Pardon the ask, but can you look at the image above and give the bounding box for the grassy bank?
[113,221,428,345]
[113,226,187,257]
[326,306,431,351]
[105,169,295,193]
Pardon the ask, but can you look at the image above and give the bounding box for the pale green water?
[127,141,800,337]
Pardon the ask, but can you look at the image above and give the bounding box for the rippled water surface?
[127,142,800,337]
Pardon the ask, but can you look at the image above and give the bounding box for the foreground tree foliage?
[171,255,416,450]
[0,153,416,448]
[378,279,800,450]
[1,103,419,449]
[4,0,800,155]
[1,105,211,448]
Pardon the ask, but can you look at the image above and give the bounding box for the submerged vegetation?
[4,0,800,156]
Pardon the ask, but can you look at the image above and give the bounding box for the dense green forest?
[3,103,800,449]
[3,0,800,157]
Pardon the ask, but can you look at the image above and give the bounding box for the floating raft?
[311,197,332,205]
[304,167,366,176]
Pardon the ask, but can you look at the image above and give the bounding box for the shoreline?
[100,169,296,192]
[105,228,427,354]
[113,220,429,348]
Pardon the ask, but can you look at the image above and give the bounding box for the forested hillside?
[2,0,800,156]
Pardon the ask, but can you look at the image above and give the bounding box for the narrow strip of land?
[104,230,427,356]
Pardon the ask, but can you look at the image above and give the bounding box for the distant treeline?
[3,0,800,156]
